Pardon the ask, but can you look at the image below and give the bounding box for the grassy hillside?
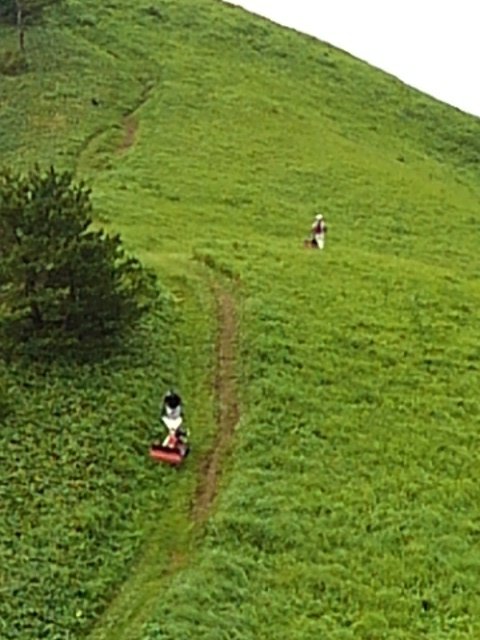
[1,0,480,638]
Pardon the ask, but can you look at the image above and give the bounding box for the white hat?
[315,214,323,220]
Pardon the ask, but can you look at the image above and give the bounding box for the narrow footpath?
[192,283,239,524]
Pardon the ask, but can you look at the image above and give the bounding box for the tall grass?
[1,0,479,638]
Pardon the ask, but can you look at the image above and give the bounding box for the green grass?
[1,0,480,638]
[0,309,176,639]
[144,249,480,640]
[84,265,218,640]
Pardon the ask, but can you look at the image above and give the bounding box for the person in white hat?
[310,213,327,249]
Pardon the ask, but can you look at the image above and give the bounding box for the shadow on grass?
[0,300,173,368]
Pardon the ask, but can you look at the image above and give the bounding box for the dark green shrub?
[0,165,158,359]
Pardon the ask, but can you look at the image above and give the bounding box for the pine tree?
[0,166,157,352]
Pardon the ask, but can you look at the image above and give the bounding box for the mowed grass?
[145,248,480,640]
[1,0,480,638]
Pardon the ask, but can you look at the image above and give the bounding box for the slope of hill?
[1,0,479,638]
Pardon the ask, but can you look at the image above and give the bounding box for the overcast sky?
[225,0,480,118]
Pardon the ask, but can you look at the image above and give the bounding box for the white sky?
[225,0,480,118]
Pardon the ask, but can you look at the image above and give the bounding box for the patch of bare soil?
[192,284,239,524]
[117,115,138,154]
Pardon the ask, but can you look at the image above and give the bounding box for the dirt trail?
[86,282,239,640]
[115,82,154,155]
[192,284,239,523]
[117,115,138,154]
[76,82,153,171]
